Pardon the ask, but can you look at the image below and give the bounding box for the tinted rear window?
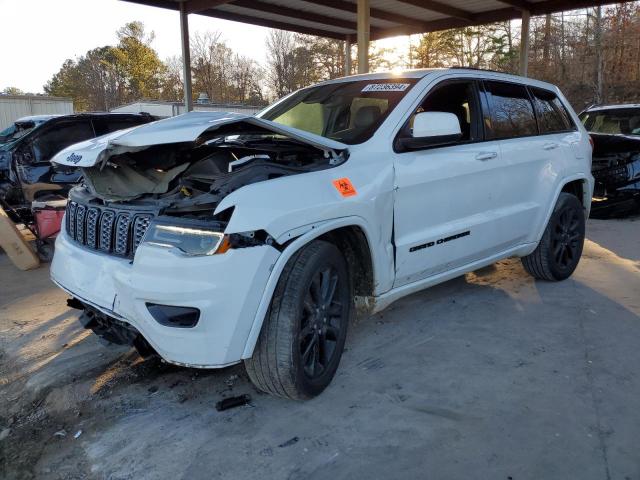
[484,81,538,139]
[530,87,574,133]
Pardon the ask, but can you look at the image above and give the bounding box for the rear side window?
[530,88,574,133]
[484,81,538,139]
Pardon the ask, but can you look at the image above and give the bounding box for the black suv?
[0,113,155,218]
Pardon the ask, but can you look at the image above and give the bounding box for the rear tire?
[244,240,351,400]
[521,193,585,281]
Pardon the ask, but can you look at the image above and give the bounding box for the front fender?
[214,159,392,237]
[240,215,385,360]
[214,156,396,291]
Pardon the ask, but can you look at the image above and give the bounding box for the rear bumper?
[51,229,280,367]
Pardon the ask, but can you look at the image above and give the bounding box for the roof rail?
[448,66,511,75]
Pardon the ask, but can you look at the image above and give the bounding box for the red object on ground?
[33,204,66,240]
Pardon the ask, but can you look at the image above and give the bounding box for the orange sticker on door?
[333,178,357,197]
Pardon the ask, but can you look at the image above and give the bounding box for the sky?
[0,0,409,94]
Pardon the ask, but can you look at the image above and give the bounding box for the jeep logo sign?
[66,152,83,164]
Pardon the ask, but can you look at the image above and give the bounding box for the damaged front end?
[590,133,640,218]
[54,112,349,259]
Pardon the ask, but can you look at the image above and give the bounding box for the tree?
[160,55,184,102]
[298,36,347,80]
[2,87,24,95]
[412,31,456,68]
[111,21,166,102]
[45,21,166,111]
[265,30,310,98]
[190,31,264,104]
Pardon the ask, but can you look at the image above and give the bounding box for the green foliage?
[45,22,168,111]
[411,23,516,70]
[111,21,167,101]
[2,87,25,95]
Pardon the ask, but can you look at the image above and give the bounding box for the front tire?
[521,192,585,281]
[244,240,351,400]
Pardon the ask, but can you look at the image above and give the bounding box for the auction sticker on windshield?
[361,83,410,92]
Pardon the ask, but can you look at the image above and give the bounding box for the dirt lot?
[1,217,639,480]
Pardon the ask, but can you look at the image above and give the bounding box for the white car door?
[481,80,570,245]
[392,79,511,287]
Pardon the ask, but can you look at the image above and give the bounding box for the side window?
[484,81,538,139]
[407,81,480,143]
[31,120,94,162]
[530,87,575,133]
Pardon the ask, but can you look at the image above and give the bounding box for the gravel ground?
[1,216,639,480]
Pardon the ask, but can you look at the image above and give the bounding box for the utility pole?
[594,6,604,103]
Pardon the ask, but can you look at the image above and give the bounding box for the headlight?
[143,223,230,256]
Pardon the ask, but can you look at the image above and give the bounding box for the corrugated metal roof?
[122,0,627,40]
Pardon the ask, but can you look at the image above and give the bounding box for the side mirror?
[397,111,463,151]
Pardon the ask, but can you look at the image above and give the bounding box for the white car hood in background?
[51,111,348,168]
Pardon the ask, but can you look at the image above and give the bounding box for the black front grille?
[65,201,153,258]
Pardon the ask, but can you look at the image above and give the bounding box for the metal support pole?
[519,9,531,77]
[357,0,370,74]
[180,1,193,112]
[345,37,352,76]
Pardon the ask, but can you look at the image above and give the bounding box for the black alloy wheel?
[244,240,351,399]
[299,266,345,380]
[551,207,582,271]
[521,192,585,281]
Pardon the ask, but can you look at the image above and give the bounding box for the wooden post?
[0,205,39,271]
[345,37,352,76]
[357,0,370,74]
[180,1,193,112]
[519,9,531,77]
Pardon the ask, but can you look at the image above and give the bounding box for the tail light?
[589,135,594,150]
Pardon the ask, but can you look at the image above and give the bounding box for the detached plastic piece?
[215,394,251,411]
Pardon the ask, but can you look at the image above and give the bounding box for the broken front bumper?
[51,228,280,367]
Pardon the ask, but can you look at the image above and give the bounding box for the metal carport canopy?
[121,0,626,110]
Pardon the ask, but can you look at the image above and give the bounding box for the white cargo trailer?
[0,95,73,130]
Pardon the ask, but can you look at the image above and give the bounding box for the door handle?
[544,142,560,150]
[476,152,498,161]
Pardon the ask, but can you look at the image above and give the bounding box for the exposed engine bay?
[74,127,347,218]
[54,113,350,258]
[590,132,640,218]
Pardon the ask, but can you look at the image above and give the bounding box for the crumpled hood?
[51,111,348,167]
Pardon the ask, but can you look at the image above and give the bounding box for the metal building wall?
[111,100,262,117]
[0,95,74,130]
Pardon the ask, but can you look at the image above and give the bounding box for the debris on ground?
[278,436,299,448]
[225,374,239,388]
[215,394,251,411]
[74,430,82,439]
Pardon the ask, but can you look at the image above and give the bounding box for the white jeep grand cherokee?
[51,69,593,399]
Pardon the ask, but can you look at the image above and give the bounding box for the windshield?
[580,108,640,136]
[259,79,418,144]
[0,121,37,144]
